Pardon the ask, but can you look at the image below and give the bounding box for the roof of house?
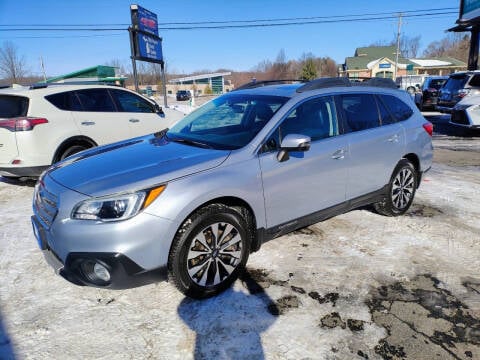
[345,46,466,70]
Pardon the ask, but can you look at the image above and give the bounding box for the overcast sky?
[0,0,464,77]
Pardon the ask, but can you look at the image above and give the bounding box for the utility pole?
[394,13,402,80]
[40,56,47,83]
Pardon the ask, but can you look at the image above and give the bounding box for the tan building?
[342,46,467,79]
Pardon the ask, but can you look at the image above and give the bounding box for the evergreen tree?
[300,58,317,80]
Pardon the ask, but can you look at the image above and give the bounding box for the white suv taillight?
[0,117,48,131]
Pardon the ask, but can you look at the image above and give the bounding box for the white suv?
[0,84,181,178]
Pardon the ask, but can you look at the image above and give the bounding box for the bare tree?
[400,35,421,58]
[423,33,470,62]
[0,41,27,82]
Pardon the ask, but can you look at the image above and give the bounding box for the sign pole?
[161,62,168,108]
[128,27,140,92]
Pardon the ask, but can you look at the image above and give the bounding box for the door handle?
[129,119,140,123]
[331,149,345,160]
[388,134,399,142]
[81,121,95,126]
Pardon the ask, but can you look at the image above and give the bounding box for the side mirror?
[277,134,311,162]
[155,104,166,118]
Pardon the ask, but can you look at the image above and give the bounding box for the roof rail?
[296,77,351,93]
[233,79,304,91]
[29,83,48,90]
[355,77,397,89]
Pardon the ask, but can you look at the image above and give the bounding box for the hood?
[48,134,230,196]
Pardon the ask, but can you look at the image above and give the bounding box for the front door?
[259,95,348,228]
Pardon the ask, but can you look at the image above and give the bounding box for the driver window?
[262,96,338,152]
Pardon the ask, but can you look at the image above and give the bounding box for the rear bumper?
[0,165,47,178]
[435,105,453,113]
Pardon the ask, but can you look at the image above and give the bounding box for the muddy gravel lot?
[0,133,479,359]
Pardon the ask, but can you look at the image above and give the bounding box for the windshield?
[167,93,288,150]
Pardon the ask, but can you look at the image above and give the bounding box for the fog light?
[93,262,111,282]
[79,260,111,284]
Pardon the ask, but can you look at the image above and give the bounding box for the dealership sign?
[130,4,163,64]
[379,63,391,69]
[460,0,480,22]
[136,33,163,60]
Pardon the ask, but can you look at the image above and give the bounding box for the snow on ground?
[0,136,479,359]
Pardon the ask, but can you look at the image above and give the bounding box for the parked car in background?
[176,90,191,101]
[437,71,480,113]
[395,75,428,94]
[450,94,480,130]
[414,76,448,111]
[32,77,433,299]
[0,84,181,178]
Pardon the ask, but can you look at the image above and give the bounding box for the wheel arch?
[402,153,421,186]
[52,136,97,164]
[171,196,260,255]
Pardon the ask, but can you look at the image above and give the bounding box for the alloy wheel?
[187,222,243,287]
[392,167,415,209]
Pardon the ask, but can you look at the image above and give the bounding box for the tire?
[374,159,418,217]
[60,145,88,161]
[168,204,251,298]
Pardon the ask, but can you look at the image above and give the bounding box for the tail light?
[0,117,48,132]
[457,89,470,98]
[423,122,433,136]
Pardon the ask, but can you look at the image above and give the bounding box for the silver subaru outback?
[32,78,433,298]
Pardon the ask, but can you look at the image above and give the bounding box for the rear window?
[74,89,117,112]
[45,91,83,111]
[427,79,447,90]
[468,74,480,87]
[379,95,413,122]
[0,95,29,118]
[444,75,468,92]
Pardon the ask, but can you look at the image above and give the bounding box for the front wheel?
[374,159,418,216]
[168,204,251,298]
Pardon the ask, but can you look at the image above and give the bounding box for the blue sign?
[134,5,158,36]
[136,33,163,62]
[379,63,391,69]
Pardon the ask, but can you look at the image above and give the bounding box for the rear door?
[337,93,405,200]
[109,88,167,136]
[0,95,28,164]
[70,88,131,145]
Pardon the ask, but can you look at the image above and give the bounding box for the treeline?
[0,33,473,87]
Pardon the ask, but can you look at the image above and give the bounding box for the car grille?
[34,181,59,229]
[451,110,471,126]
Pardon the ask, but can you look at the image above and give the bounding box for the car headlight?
[71,185,166,222]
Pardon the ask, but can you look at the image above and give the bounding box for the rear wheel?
[168,204,250,298]
[374,159,417,216]
[59,144,89,161]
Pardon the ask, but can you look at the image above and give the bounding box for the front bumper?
[33,216,168,289]
[31,173,180,289]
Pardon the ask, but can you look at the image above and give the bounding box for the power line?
[0,7,458,31]
[0,9,458,34]
[0,7,458,27]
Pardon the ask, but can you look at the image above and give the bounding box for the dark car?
[414,76,448,111]
[176,90,191,101]
[436,71,480,113]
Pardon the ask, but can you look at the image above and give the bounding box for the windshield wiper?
[170,137,214,149]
